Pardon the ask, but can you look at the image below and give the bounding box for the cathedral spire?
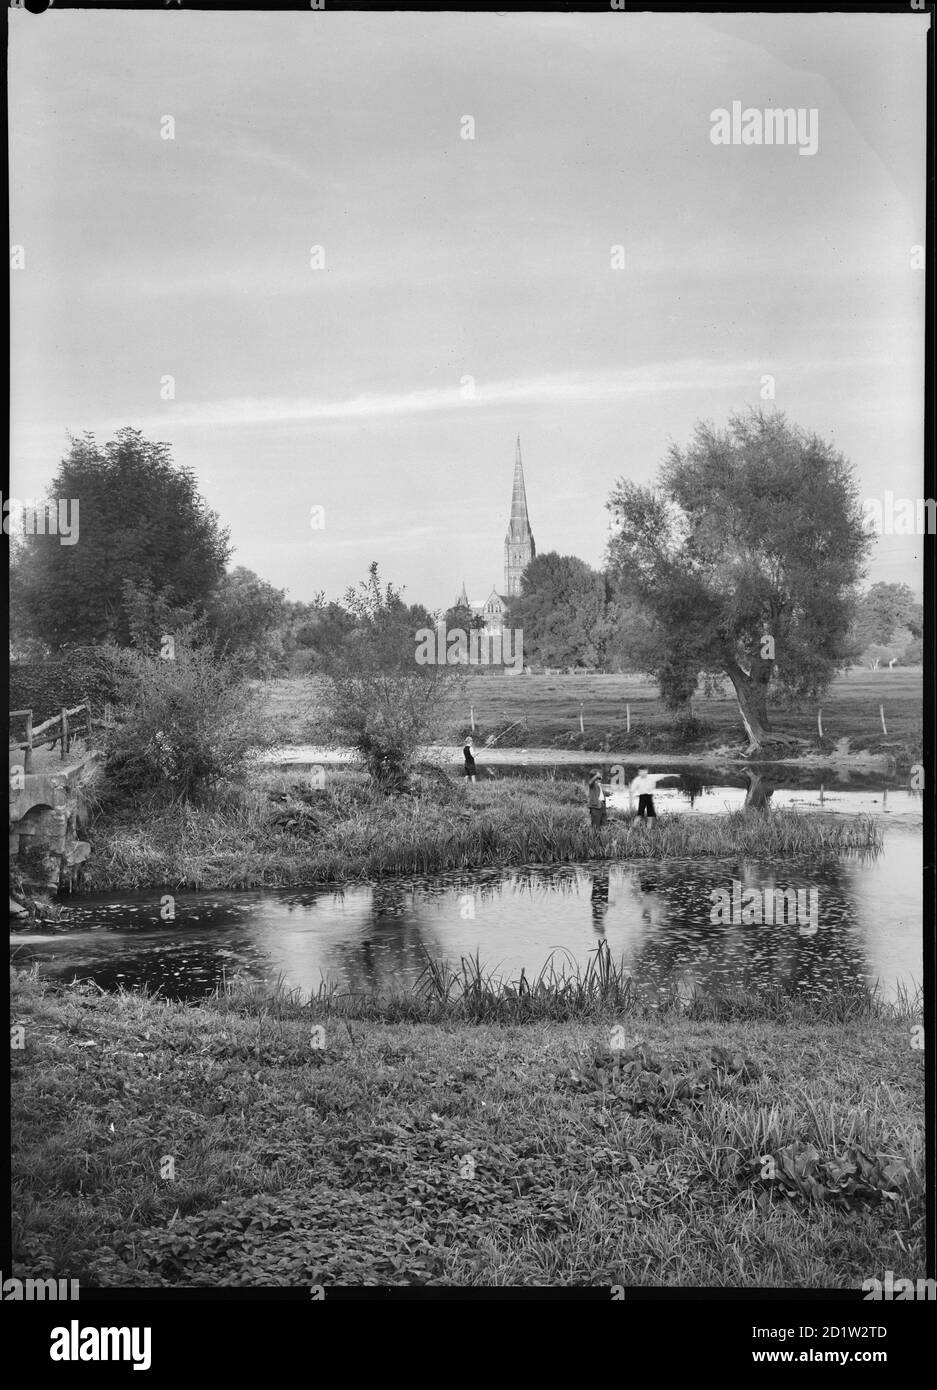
[504,436,535,596]
[510,437,529,530]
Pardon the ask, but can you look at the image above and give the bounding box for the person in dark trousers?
[463,738,477,784]
[630,767,657,819]
[587,770,608,828]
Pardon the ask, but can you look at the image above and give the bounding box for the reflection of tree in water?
[319,885,443,998]
[675,771,705,807]
[615,857,872,999]
[314,867,584,999]
[275,851,881,1004]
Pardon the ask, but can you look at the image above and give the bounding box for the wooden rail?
[9,704,92,772]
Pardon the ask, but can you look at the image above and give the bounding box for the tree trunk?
[743,769,774,809]
[726,656,773,753]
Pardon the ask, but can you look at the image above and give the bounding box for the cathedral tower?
[504,436,535,597]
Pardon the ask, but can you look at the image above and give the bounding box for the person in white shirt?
[630,767,657,819]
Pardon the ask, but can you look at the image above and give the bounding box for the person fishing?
[587,769,608,828]
[630,767,657,819]
[463,737,477,784]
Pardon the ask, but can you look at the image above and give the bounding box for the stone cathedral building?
[454,436,535,637]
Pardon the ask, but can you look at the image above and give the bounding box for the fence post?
[880,703,887,736]
[626,704,631,734]
[817,708,823,740]
[60,707,69,760]
[470,704,475,732]
[24,710,33,774]
[579,702,584,734]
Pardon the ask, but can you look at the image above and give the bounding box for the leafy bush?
[321,564,461,793]
[102,629,267,802]
[669,714,711,746]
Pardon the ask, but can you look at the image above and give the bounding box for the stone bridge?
[9,748,100,897]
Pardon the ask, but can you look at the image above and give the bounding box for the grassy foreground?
[11,963,924,1288]
[81,771,885,893]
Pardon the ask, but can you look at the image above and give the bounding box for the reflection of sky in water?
[12,830,922,1005]
[605,782,922,819]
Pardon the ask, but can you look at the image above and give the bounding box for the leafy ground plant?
[11,967,924,1289]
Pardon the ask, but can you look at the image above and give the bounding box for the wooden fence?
[9,705,93,773]
[537,667,609,676]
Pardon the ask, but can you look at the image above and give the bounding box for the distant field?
[454,668,923,753]
[261,668,922,761]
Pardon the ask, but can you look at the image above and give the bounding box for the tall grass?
[83,772,885,893]
[203,940,920,1027]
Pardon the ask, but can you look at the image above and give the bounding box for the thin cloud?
[86,355,903,434]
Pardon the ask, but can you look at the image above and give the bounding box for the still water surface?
[11,809,922,1004]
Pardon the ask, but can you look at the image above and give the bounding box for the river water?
[11,769,923,1004]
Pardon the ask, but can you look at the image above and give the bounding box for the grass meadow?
[261,666,923,762]
[10,964,924,1288]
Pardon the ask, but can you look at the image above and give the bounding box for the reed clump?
[198,941,919,1027]
[82,772,884,893]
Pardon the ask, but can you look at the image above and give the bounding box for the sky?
[9,9,929,609]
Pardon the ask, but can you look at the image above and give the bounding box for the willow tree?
[606,410,871,752]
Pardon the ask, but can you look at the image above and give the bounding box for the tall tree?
[205,566,289,675]
[606,410,872,750]
[505,552,612,666]
[15,428,230,651]
[443,601,486,634]
[9,535,50,659]
[288,594,357,665]
[849,582,922,654]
